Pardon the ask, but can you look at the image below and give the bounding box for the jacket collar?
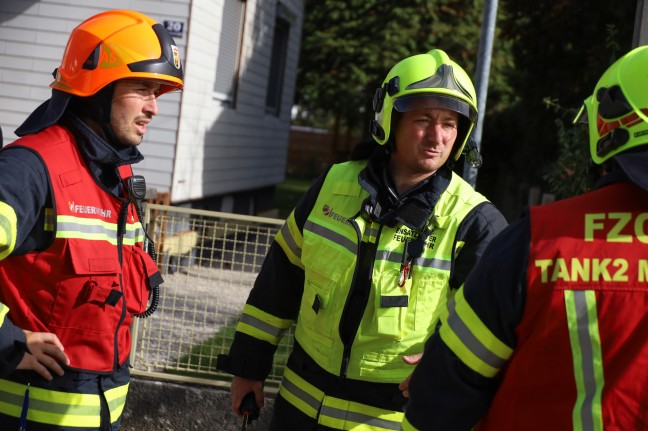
[358,147,451,230]
[60,113,143,195]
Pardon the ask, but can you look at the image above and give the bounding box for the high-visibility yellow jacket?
[289,160,488,382]
[220,153,507,430]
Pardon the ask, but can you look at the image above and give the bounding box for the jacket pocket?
[373,268,410,341]
[412,272,449,332]
[301,234,352,284]
[121,246,159,315]
[300,269,335,348]
[48,243,122,333]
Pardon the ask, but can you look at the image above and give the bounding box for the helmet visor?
[394,94,476,123]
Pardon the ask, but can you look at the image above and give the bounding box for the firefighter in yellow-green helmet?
[218,49,507,430]
[402,46,648,431]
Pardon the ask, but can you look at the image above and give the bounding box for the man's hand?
[230,376,264,417]
[399,353,423,398]
[16,330,70,381]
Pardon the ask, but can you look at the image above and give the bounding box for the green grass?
[168,322,294,386]
[273,176,315,219]
[161,177,312,383]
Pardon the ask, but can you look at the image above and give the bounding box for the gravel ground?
[121,377,275,431]
[109,218,294,430]
[131,259,260,368]
[122,253,278,430]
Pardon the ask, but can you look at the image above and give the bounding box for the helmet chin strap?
[71,84,121,147]
[94,84,121,146]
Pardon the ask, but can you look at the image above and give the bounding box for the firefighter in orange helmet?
[0,10,183,430]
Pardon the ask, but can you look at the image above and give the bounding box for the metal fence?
[130,203,293,391]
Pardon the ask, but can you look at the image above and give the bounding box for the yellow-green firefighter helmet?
[575,45,648,164]
[370,49,478,160]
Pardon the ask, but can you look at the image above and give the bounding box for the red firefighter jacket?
[479,181,648,429]
[0,125,160,373]
[402,177,648,431]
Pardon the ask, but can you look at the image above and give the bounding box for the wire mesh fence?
[130,204,293,390]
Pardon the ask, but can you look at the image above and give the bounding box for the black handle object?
[127,175,148,201]
[125,175,160,319]
[239,392,260,428]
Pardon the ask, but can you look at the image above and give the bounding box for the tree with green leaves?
[478,0,635,218]
[294,0,492,159]
[294,0,637,219]
[540,22,625,201]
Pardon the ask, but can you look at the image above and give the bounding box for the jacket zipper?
[339,218,381,378]
[113,200,129,370]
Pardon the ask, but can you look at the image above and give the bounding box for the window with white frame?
[265,3,293,116]
[213,0,246,107]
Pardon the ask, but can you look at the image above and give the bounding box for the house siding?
[174,0,303,208]
[0,0,301,214]
[0,0,190,191]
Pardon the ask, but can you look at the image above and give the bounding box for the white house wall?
[0,0,190,194]
[0,0,302,207]
[173,0,303,202]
